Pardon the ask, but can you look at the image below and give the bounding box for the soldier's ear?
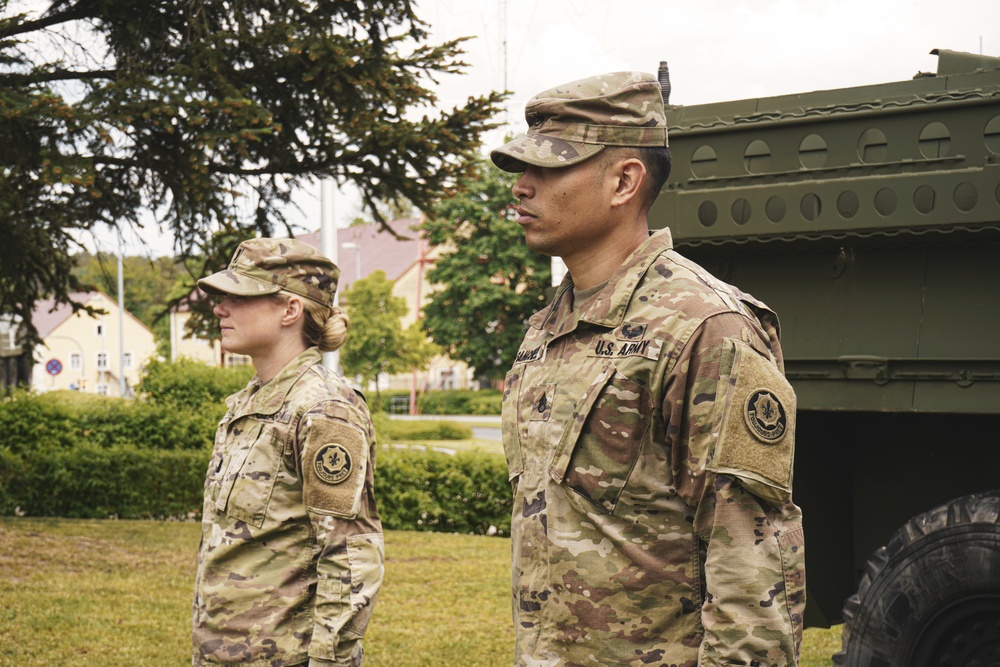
[610,157,646,209]
[280,295,305,327]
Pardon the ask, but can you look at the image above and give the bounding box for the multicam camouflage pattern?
[502,229,805,667]
[192,348,383,667]
[491,71,669,172]
[198,237,340,307]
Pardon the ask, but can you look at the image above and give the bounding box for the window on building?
[96,351,108,370]
[96,323,104,337]
[70,352,82,371]
[96,383,109,396]
[123,351,134,369]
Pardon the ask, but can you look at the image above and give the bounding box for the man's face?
[511,157,612,261]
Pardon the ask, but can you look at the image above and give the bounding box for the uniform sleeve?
[297,400,384,667]
[664,312,806,667]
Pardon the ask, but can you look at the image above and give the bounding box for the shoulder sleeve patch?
[302,416,369,518]
[709,338,797,507]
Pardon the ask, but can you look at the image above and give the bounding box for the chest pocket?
[214,420,284,528]
[550,362,654,515]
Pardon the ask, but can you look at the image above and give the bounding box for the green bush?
[4,443,209,519]
[376,447,511,536]
[74,398,220,450]
[3,441,511,533]
[0,374,510,533]
[371,389,502,415]
[136,357,254,408]
[0,389,217,453]
[416,389,502,415]
[0,447,23,514]
[377,418,472,441]
[0,390,82,453]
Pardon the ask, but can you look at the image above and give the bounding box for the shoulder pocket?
[550,361,653,514]
[303,416,369,519]
[709,338,797,507]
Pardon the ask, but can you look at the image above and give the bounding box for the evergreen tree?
[0,0,506,347]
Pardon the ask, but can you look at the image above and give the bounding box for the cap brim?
[197,269,280,297]
[490,134,604,172]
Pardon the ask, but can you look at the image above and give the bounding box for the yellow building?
[30,291,156,397]
[299,219,474,397]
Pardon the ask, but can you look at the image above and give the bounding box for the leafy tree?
[72,251,179,345]
[0,0,507,348]
[421,158,551,384]
[340,270,437,401]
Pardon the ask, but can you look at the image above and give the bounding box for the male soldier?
[491,72,806,666]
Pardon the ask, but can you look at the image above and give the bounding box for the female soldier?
[191,237,383,667]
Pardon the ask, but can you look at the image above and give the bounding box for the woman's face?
[212,294,287,358]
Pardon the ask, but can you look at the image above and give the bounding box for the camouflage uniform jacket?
[193,348,384,667]
[502,229,806,667]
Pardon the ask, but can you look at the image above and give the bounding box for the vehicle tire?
[832,490,1000,667]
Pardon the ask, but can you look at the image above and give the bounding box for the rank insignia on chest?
[314,443,353,484]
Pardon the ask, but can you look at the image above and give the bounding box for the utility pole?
[320,179,340,372]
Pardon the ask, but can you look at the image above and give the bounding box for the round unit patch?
[744,389,788,444]
[314,443,353,485]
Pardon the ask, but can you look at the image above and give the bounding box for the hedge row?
[0,445,512,535]
[0,392,469,457]
[372,412,473,441]
[376,447,512,536]
[0,390,220,453]
[0,363,509,532]
[375,389,502,415]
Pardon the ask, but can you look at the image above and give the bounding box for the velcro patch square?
[303,418,368,518]
[709,339,797,507]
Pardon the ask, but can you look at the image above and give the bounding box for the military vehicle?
[652,49,1000,665]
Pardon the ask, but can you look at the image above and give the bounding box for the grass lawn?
[0,518,841,666]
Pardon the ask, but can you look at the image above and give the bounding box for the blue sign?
[45,359,63,376]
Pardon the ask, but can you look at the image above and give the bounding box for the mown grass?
[0,518,841,666]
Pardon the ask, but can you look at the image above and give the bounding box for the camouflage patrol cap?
[197,237,339,307]
[491,71,668,172]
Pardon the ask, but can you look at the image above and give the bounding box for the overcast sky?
[112,0,999,257]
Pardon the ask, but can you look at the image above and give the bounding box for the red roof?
[298,217,425,290]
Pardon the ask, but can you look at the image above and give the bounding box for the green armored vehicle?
[652,49,1000,665]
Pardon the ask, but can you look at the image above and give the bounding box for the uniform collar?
[532,228,674,336]
[229,348,322,418]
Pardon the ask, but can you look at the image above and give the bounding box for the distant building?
[30,292,157,397]
[0,314,30,391]
[300,218,474,395]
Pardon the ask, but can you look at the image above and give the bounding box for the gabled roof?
[32,292,101,338]
[298,216,425,290]
[31,291,152,337]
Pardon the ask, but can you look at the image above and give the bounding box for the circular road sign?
[46,359,63,376]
